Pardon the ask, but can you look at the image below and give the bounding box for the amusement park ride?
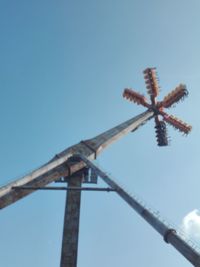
[123,68,191,145]
[0,68,198,267]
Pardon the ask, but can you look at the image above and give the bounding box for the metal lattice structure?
[0,68,195,267]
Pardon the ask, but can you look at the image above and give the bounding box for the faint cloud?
[181,209,200,242]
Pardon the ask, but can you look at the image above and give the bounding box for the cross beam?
[12,186,115,192]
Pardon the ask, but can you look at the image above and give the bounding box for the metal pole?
[60,172,83,267]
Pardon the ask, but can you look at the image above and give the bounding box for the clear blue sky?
[0,0,200,266]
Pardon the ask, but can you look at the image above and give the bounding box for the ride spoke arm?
[0,111,153,209]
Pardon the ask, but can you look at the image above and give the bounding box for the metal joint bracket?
[80,140,97,159]
[163,228,176,243]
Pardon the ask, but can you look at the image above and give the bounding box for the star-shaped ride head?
[123,67,192,146]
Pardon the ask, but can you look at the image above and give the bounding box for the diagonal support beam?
[79,155,200,267]
[0,110,153,209]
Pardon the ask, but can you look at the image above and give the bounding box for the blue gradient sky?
[0,0,200,266]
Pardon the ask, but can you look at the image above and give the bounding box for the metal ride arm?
[78,154,200,267]
[0,110,153,209]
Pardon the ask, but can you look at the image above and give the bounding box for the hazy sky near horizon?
[0,1,200,266]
